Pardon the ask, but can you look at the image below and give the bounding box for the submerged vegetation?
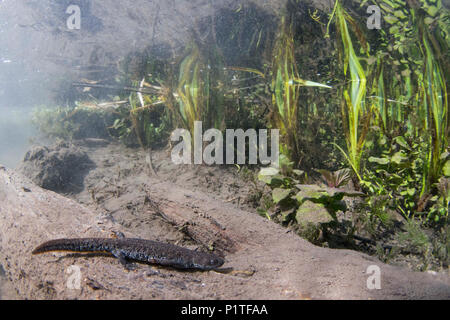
[32,0,449,270]
[271,16,332,161]
[329,0,371,180]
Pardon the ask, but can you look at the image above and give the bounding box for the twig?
[146,148,157,177]
[137,77,145,108]
[72,82,160,95]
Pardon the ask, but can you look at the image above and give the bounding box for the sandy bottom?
[1,140,448,299]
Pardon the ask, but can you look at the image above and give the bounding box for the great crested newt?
[32,237,225,271]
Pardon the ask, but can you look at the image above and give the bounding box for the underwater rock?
[74,138,111,148]
[18,142,94,193]
[296,200,334,227]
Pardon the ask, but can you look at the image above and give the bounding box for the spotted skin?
[32,238,224,270]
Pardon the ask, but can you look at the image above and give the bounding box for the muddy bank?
[0,144,449,299]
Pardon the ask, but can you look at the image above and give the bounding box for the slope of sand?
[0,143,449,299]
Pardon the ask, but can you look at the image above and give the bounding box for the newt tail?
[32,237,224,271]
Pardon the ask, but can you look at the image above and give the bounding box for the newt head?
[190,253,225,271]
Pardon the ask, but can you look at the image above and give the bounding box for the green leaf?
[407,188,416,197]
[443,160,450,177]
[424,17,434,25]
[292,169,305,177]
[272,188,292,204]
[369,156,390,165]
[391,151,407,165]
[440,152,449,161]
[393,10,407,19]
[258,167,280,185]
[426,5,439,17]
[385,15,399,25]
[295,201,334,226]
[259,174,284,186]
[256,208,271,220]
[258,167,279,177]
[394,136,411,150]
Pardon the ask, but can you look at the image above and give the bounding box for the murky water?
[0,107,37,169]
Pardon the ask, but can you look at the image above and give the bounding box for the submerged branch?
[72,82,161,95]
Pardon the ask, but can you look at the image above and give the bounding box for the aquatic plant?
[326,0,371,180]
[175,42,225,140]
[271,16,331,163]
[418,13,448,195]
[361,0,449,220]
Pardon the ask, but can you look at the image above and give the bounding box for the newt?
[32,237,225,271]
